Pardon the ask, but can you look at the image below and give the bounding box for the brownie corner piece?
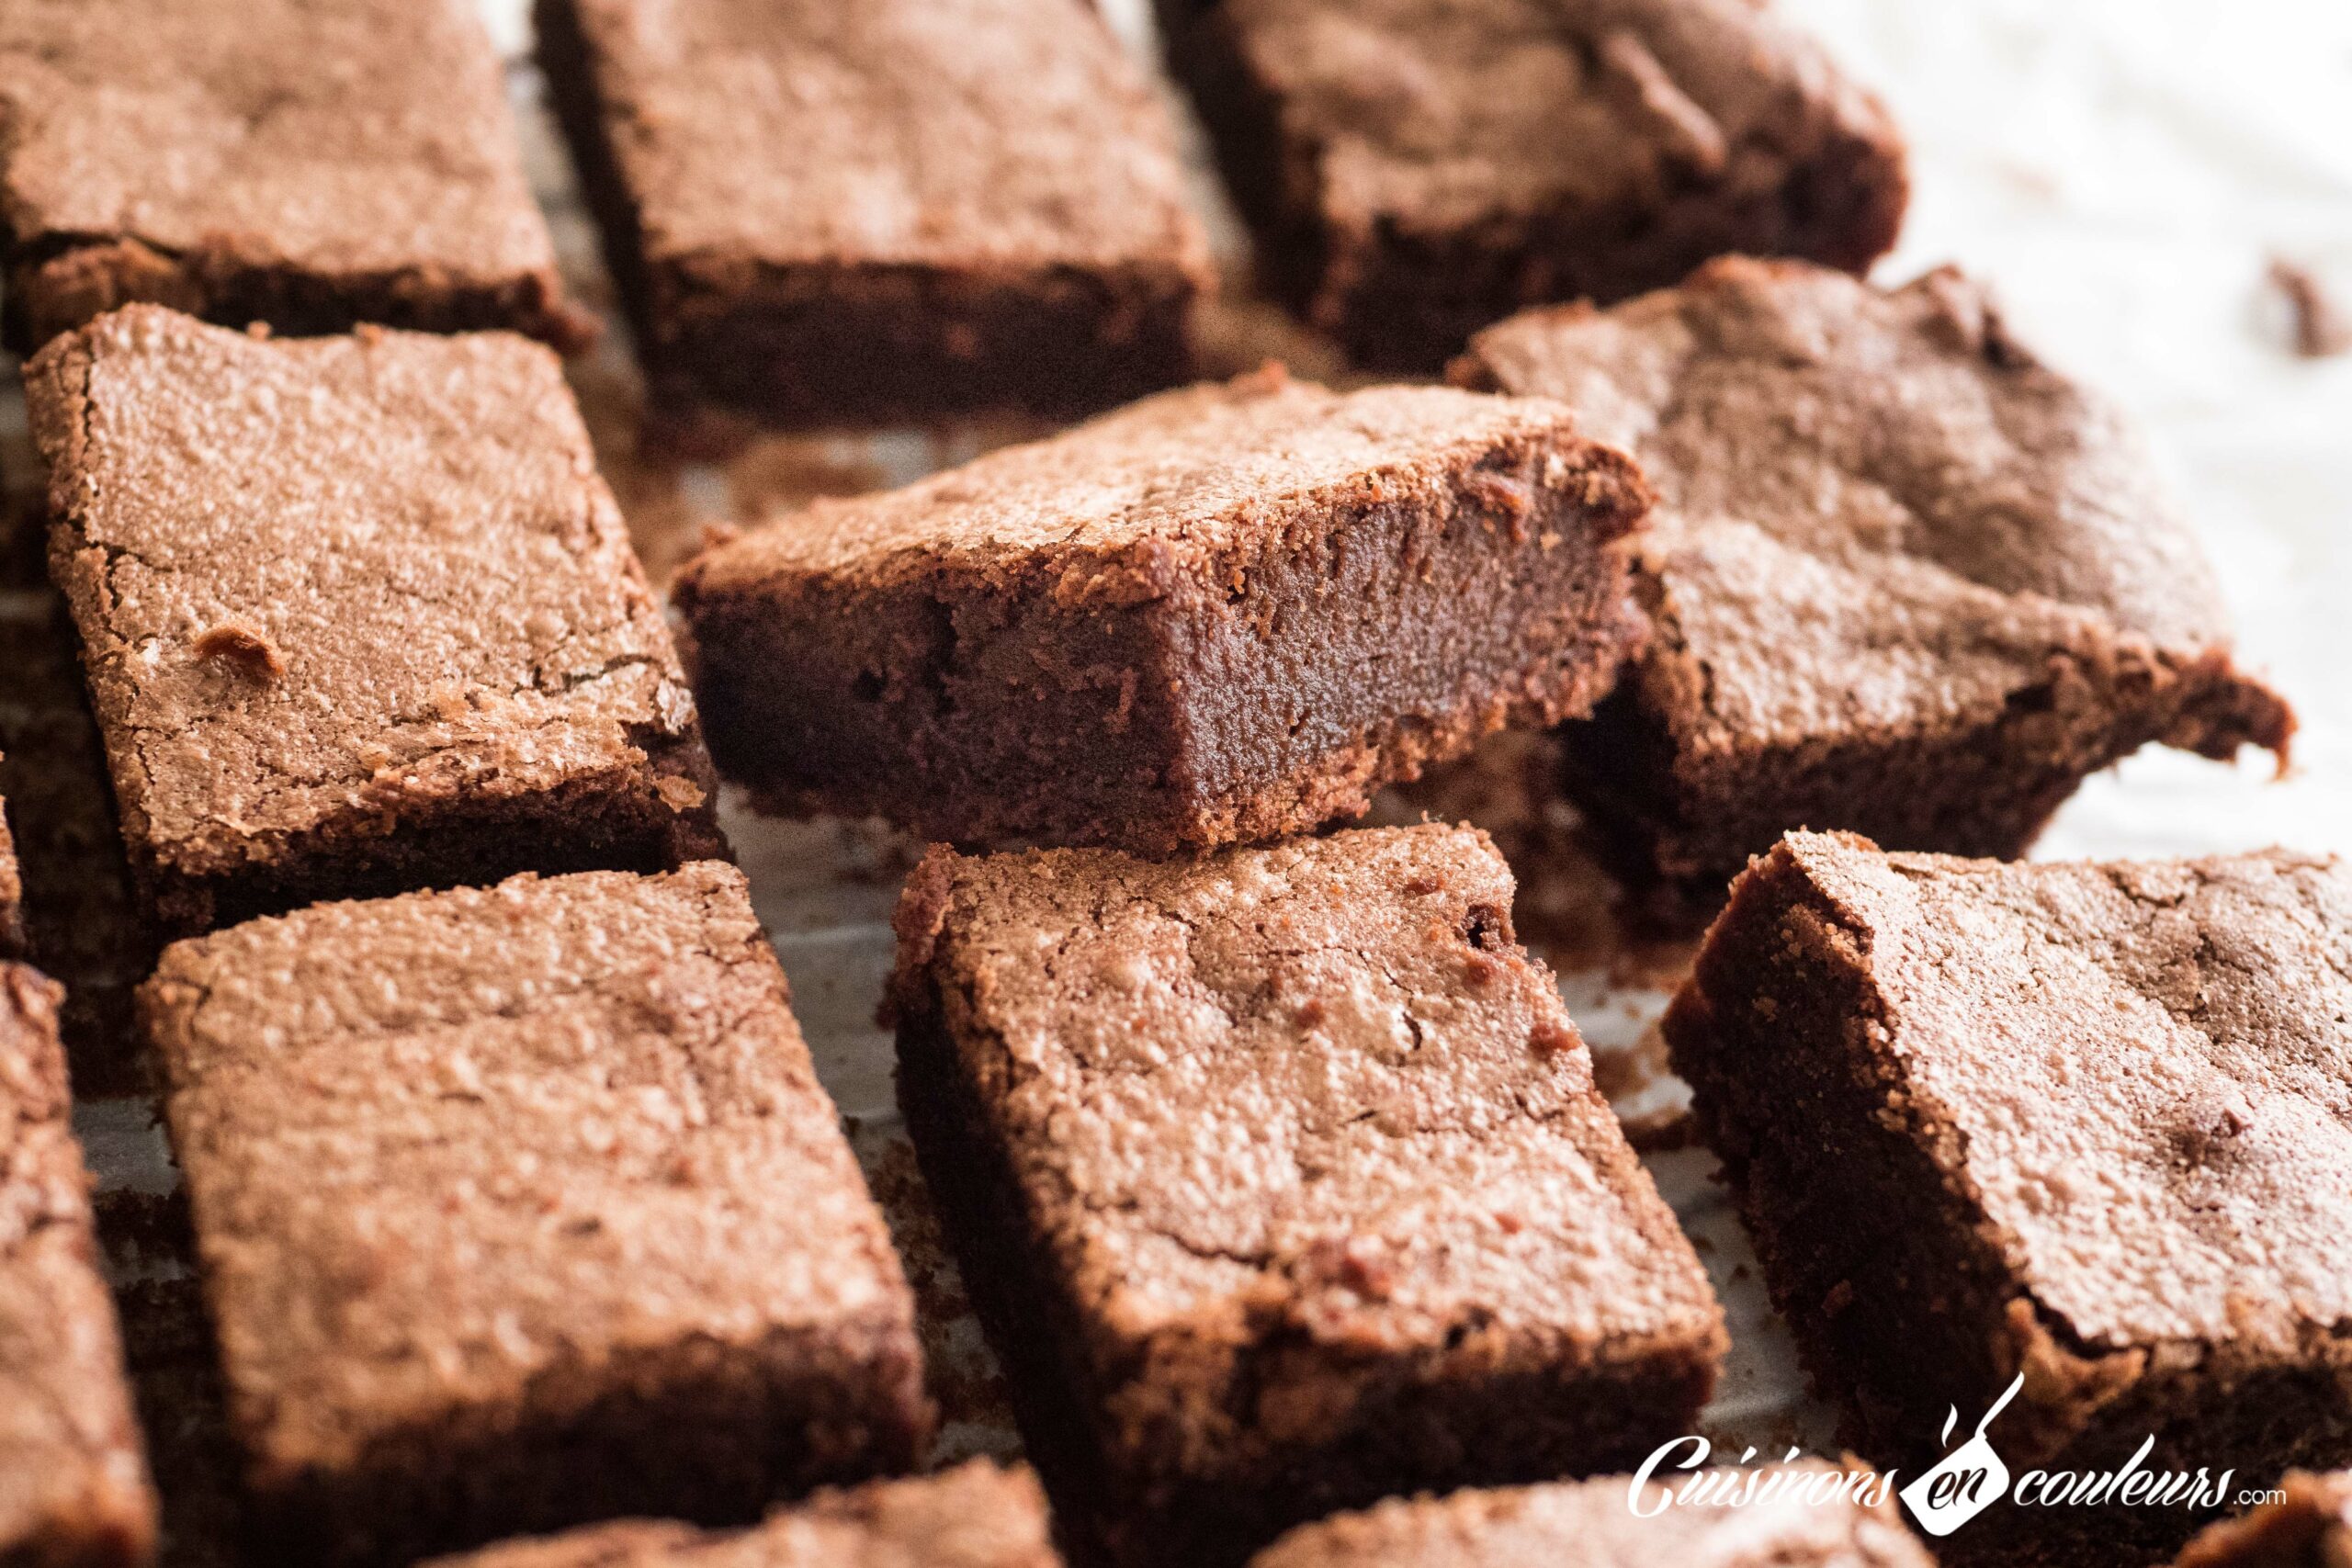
[419,1461,1061,1568]
[0,0,591,354]
[139,863,927,1563]
[892,824,1724,1567]
[676,369,1651,854]
[1459,257,2293,919]
[1664,830,2352,1563]
[25,306,724,933]
[1170,0,1908,368]
[1,962,160,1568]
[535,0,1212,428]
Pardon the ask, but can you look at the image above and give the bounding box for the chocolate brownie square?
[892,824,1726,1568]
[0,0,591,354]
[1456,259,2294,921]
[140,863,930,1565]
[536,0,1212,430]
[1248,1463,1930,1568]
[1165,0,1908,369]
[2175,1471,2352,1566]
[0,963,157,1568]
[419,1461,1059,1568]
[1664,831,2352,1566]
[26,306,726,934]
[675,367,1651,855]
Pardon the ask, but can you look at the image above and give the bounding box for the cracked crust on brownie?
[1456,259,2294,920]
[140,864,929,1565]
[1165,0,1908,369]
[891,824,1724,1568]
[25,306,725,932]
[1664,831,2352,1566]
[0,0,592,353]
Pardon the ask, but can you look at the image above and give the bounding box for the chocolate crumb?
[1529,1018,1580,1056]
[190,623,286,680]
[2270,257,2352,358]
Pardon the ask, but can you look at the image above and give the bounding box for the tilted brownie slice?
[1665,831,2352,1566]
[2174,1471,2352,1567]
[140,863,929,1565]
[892,824,1725,1568]
[1457,259,2294,921]
[676,367,1651,855]
[1163,0,1907,370]
[0,0,591,354]
[537,0,1211,430]
[418,1461,1060,1568]
[0,964,157,1568]
[1248,1463,1928,1568]
[27,307,725,934]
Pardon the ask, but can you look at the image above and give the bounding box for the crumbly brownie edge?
[0,964,160,1568]
[1661,841,2352,1567]
[232,1318,930,1567]
[1171,6,1909,371]
[679,426,1651,855]
[2,240,597,358]
[133,730,725,937]
[1558,641,2297,931]
[891,854,1722,1568]
[534,0,1204,430]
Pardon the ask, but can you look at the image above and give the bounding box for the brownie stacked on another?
[2174,1471,2352,1566]
[26,307,727,935]
[1164,0,1909,369]
[677,367,1652,855]
[1666,831,2352,1566]
[140,863,929,1566]
[1455,258,2295,921]
[0,963,157,1568]
[419,1461,1061,1568]
[0,0,591,353]
[537,0,1212,430]
[1247,1463,1930,1568]
[892,824,1726,1568]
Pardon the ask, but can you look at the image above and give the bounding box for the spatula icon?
[1899,1375,2026,1537]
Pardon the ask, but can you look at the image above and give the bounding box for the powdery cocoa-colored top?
[0,963,156,1562]
[1762,830,2352,1353]
[1219,0,1903,240]
[560,0,1207,275]
[26,306,704,884]
[141,863,917,1483]
[421,1461,1060,1568]
[1460,257,2288,759]
[1250,1464,1929,1568]
[681,367,1641,598]
[0,0,560,285]
[894,825,1722,1401]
